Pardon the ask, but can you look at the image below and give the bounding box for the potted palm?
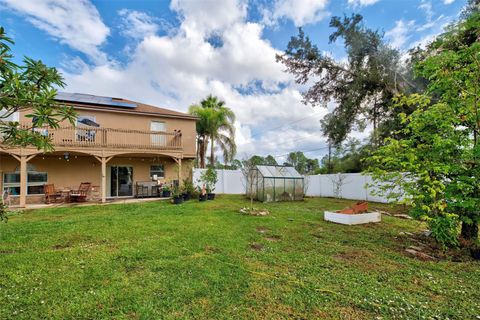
[162,185,171,198]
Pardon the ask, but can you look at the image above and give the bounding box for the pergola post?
[12,154,37,208]
[94,155,113,203]
[173,157,182,186]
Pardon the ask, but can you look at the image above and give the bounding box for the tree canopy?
[277,14,412,147]
[189,95,236,168]
[367,11,480,246]
[0,27,76,152]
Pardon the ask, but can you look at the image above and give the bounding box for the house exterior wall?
[0,154,194,205]
[18,107,197,157]
[2,101,197,206]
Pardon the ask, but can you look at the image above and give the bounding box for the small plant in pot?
[182,178,195,201]
[171,185,184,205]
[200,167,218,201]
[162,185,171,198]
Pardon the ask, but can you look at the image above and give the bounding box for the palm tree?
[189,95,236,168]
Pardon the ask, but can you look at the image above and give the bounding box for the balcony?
[15,124,183,151]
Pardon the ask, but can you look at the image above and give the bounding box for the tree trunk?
[328,141,332,173]
[199,137,205,169]
[210,135,215,167]
[461,221,478,241]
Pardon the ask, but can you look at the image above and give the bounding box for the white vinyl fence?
[193,169,246,194]
[193,169,394,203]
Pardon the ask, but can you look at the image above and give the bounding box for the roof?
[255,165,303,178]
[55,92,197,120]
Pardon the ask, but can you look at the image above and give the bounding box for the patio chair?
[69,182,91,202]
[135,182,149,198]
[44,184,63,204]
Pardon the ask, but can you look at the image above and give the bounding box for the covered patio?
[0,149,191,207]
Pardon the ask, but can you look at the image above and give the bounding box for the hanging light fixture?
[63,152,70,161]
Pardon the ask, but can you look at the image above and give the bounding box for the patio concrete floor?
[10,197,171,210]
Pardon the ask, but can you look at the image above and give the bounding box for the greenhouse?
[247,165,304,202]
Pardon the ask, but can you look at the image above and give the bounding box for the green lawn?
[0,196,478,319]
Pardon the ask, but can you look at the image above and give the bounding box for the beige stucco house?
[0,93,197,207]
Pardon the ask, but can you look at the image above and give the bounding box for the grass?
[0,195,479,319]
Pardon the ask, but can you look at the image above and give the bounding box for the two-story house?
[0,93,197,207]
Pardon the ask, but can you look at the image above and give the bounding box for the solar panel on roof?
[55,92,137,108]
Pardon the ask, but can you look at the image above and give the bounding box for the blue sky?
[0,0,467,162]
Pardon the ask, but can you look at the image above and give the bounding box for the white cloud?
[0,0,110,63]
[118,9,161,40]
[419,0,434,23]
[62,0,329,161]
[385,20,415,49]
[443,0,455,4]
[263,0,330,27]
[170,0,248,37]
[347,0,381,7]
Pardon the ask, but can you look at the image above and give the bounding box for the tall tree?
[0,27,76,221]
[189,95,236,168]
[368,12,480,246]
[285,151,319,174]
[277,14,412,147]
[0,27,76,151]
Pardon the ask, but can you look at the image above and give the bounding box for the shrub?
[427,213,460,248]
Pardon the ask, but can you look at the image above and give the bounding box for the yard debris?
[377,210,392,216]
[393,214,412,220]
[399,231,414,236]
[240,207,270,216]
[405,247,437,261]
[421,230,432,237]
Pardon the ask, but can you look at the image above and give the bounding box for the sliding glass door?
[110,166,133,197]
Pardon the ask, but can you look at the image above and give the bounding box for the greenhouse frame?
[247,165,304,202]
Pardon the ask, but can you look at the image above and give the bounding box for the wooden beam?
[98,156,113,203]
[19,155,27,208]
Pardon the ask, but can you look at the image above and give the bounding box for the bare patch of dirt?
[250,242,264,251]
[334,249,373,262]
[52,243,71,250]
[396,231,473,262]
[265,235,281,242]
[311,233,323,239]
[204,245,220,254]
[0,249,16,254]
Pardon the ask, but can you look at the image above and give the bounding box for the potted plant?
[171,185,184,204]
[162,184,171,198]
[198,185,207,202]
[201,167,218,201]
[182,178,194,201]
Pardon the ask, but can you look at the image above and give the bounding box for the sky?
[0,0,467,164]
